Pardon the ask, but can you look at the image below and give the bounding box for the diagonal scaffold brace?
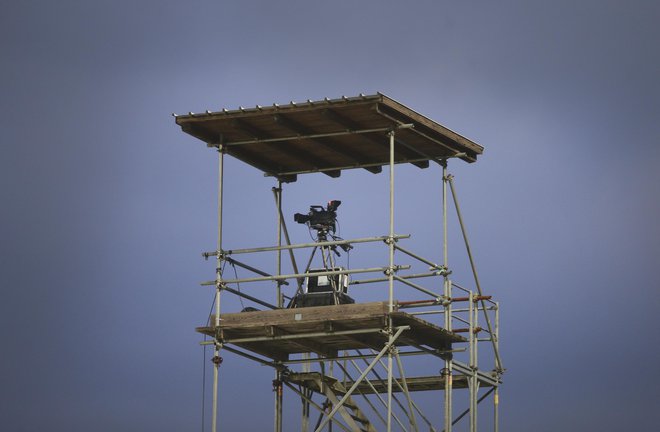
[446,173,504,372]
[314,325,410,432]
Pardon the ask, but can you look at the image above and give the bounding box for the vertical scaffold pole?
[274,182,283,432]
[442,160,448,288]
[494,301,500,432]
[442,160,453,432]
[469,291,477,432]
[275,182,283,308]
[274,369,283,432]
[212,145,225,432]
[387,130,396,432]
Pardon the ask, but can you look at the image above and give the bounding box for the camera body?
[294,200,341,233]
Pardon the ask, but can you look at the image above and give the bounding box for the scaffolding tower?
[175,93,503,431]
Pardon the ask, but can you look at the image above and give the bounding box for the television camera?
[289,199,354,308]
[294,200,341,234]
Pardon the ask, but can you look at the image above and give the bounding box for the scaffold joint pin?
[433,265,451,276]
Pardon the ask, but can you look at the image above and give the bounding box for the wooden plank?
[378,95,484,156]
[390,312,466,345]
[234,342,290,362]
[286,373,490,394]
[196,304,468,360]
[341,375,484,393]
[176,93,483,178]
[212,302,390,329]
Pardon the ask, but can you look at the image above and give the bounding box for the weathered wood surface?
[176,93,483,180]
[211,301,390,329]
[196,302,465,361]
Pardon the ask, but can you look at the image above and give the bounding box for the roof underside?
[175,93,483,182]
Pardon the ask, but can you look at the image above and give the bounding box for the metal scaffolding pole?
[367,353,437,431]
[275,182,283,308]
[271,186,308,432]
[315,326,409,432]
[494,302,500,432]
[274,370,283,432]
[346,355,407,430]
[442,387,495,432]
[394,350,419,431]
[341,369,390,429]
[469,291,477,432]
[272,185,303,291]
[204,235,410,257]
[283,383,352,432]
[212,146,225,432]
[339,360,402,430]
[494,387,500,432]
[447,175,503,372]
[207,265,408,286]
[387,129,395,432]
[442,160,453,432]
[274,182,283,432]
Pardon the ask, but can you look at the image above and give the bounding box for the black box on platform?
[304,268,349,294]
[290,292,355,307]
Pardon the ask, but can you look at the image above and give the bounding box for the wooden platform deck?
[196,302,465,361]
[285,372,489,394]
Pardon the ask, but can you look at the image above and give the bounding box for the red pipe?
[397,299,440,306]
[450,295,492,303]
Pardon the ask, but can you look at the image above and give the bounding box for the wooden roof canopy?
[174,93,483,182]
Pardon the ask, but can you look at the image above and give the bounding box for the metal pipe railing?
[351,271,440,286]
[203,234,410,257]
[202,265,410,286]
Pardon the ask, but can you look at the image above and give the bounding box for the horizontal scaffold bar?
[221,125,395,147]
[452,360,501,387]
[220,345,279,369]
[202,234,411,257]
[451,282,497,305]
[393,275,441,299]
[393,244,446,271]
[351,271,440,285]
[222,325,410,345]
[281,347,466,365]
[408,307,497,314]
[221,286,278,310]
[201,265,411,286]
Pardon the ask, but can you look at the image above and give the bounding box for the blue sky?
[1,1,659,430]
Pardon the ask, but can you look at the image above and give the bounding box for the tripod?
[290,227,352,307]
